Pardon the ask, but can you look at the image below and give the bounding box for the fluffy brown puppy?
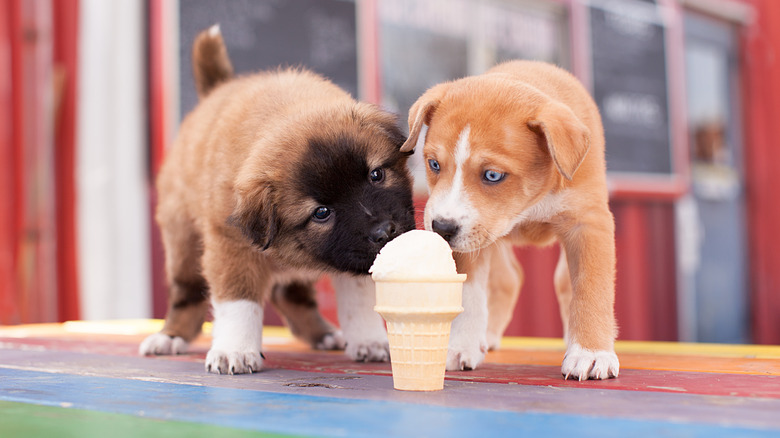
[139,25,415,374]
[402,60,619,380]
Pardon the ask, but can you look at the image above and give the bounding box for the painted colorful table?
[1,320,779,437]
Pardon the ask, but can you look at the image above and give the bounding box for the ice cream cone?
[374,275,466,391]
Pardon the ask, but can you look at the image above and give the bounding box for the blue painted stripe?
[0,368,776,438]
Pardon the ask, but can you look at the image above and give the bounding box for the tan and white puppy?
[401,60,619,380]
[139,26,416,374]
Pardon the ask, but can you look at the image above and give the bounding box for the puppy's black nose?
[432,219,459,243]
[370,220,398,245]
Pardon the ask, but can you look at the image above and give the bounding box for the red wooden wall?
[148,0,171,319]
[52,0,80,322]
[741,0,780,345]
[0,0,80,324]
[0,0,17,323]
[1,0,59,324]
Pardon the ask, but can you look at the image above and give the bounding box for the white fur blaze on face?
[205,299,264,374]
[561,341,620,381]
[426,125,478,247]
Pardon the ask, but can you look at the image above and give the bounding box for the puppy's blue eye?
[428,159,440,173]
[369,168,384,183]
[312,206,331,222]
[483,170,505,183]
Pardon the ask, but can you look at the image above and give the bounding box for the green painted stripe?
[0,401,302,438]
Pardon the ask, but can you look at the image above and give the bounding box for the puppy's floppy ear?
[227,182,278,250]
[528,101,591,181]
[400,83,451,153]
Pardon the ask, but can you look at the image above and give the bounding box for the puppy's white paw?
[446,341,488,371]
[139,332,189,356]
[208,299,265,374]
[561,342,619,380]
[346,340,390,362]
[205,348,263,375]
[316,330,347,351]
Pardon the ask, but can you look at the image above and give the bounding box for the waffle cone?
[374,276,465,391]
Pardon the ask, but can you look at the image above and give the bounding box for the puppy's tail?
[192,24,234,99]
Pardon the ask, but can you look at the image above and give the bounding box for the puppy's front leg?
[447,254,490,371]
[331,273,389,362]
[486,240,523,350]
[201,233,267,375]
[205,298,265,374]
[558,211,619,380]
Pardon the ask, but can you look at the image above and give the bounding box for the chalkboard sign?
[178,0,358,118]
[590,0,673,177]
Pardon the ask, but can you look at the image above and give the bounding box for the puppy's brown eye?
[312,206,332,222]
[369,168,384,183]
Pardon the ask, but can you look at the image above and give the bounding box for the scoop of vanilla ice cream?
[369,229,458,280]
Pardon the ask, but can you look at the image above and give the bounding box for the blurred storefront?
[2,0,779,345]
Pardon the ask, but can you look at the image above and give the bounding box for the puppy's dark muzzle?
[370,220,399,245]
